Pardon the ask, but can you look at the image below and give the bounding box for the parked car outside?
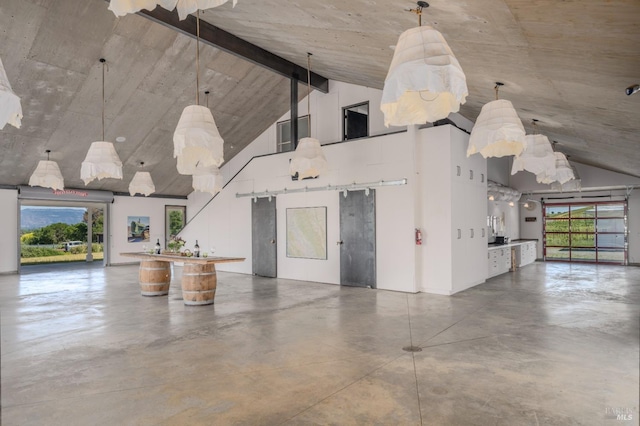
[64,241,84,252]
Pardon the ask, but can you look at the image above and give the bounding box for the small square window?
[343,102,369,140]
[276,115,310,153]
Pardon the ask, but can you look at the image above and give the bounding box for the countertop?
[488,239,538,250]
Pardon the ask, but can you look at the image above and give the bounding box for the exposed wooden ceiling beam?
[107,2,329,93]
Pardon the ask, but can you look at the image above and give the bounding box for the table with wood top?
[120,252,245,306]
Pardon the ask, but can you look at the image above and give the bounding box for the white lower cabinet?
[517,242,537,267]
[488,241,537,278]
[488,247,511,278]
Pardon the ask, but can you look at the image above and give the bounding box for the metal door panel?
[252,197,277,277]
[340,190,376,288]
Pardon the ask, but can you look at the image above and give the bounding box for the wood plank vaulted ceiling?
[1,0,638,196]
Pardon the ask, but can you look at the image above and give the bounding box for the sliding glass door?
[544,202,627,264]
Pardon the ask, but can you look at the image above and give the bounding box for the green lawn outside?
[21,252,104,265]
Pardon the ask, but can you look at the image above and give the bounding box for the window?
[343,102,369,140]
[544,201,627,264]
[165,205,186,248]
[276,115,309,153]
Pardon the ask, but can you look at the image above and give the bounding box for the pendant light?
[192,164,223,195]
[29,150,64,190]
[467,82,526,158]
[129,162,156,196]
[380,1,467,127]
[511,119,556,179]
[81,59,123,185]
[174,10,224,175]
[0,57,22,129]
[538,142,575,185]
[189,91,224,195]
[536,144,575,185]
[108,0,237,20]
[551,162,581,192]
[289,53,328,180]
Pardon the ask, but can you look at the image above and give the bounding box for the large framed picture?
[286,207,327,259]
[128,216,150,242]
[165,205,186,248]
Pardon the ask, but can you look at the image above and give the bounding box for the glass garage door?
[544,202,627,264]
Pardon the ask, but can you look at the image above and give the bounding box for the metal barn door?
[339,190,376,288]
[252,197,277,277]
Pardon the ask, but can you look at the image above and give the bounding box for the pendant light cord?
[409,2,428,27]
[100,58,106,141]
[494,82,503,100]
[307,52,312,136]
[196,10,201,105]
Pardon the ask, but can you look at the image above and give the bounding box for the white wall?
[216,79,476,196]
[109,195,187,265]
[0,189,18,274]
[488,201,520,242]
[485,157,521,242]
[216,80,406,188]
[180,131,417,292]
[487,157,512,186]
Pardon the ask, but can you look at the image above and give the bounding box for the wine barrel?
[182,263,217,306]
[139,260,171,296]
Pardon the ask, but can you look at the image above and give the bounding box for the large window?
[276,115,309,153]
[544,202,627,264]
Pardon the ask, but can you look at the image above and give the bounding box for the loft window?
[343,102,369,140]
[276,115,310,153]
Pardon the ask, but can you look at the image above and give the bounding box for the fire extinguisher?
[415,228,423,245]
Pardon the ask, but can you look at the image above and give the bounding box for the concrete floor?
[1,262,638,425]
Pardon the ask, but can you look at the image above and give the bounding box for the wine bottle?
[194,240,200,257]
[155,238,161,254]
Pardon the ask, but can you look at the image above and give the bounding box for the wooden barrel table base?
[182,263,217,306]
[120,253,245,305]
[139,260,171,296]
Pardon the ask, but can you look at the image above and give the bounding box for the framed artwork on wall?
[286,207,327,260]
[127,216,150,242]
[165,205,186,248]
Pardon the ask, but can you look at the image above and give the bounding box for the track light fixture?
[626,84,639,96]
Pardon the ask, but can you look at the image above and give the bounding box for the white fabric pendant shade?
[174,105,224,175]
[511,134,556,177]
[537,152,575,185]
[552,174,581,192]
[0,57,23,129]
[552,153,575,185]
[192,165,223,195]
[289,137,328,179]
[129,171,156,196]
[381,26,468,127]
[108,0,237,20]
[467,99,526,158]
[81,141,124,185]
[29,160,64,190]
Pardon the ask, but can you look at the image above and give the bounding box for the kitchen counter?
[488,239,538,250]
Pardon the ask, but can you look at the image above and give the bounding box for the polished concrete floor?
[1,262,638,425]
